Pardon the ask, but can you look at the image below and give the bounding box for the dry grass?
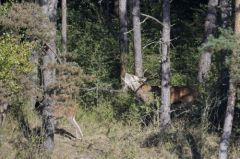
[0,104,240,159]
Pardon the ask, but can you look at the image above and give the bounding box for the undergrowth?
[1,95,240,159]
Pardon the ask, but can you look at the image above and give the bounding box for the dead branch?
[140,13,163,26]
[79,87,124,93]
[42,43,63,64]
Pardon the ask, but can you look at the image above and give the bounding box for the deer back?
[170,86,196,104]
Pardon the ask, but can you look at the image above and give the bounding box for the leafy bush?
[0,33,35,93]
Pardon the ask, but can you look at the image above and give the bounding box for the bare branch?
[140,13,163,26]
[143,41,159,49]
[42,43,62,64]
[125,16,148,35]
[79,87,124,93]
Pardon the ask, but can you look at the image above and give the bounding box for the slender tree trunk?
[219,1,239,158]
[198,0,218,83]
[216,0,232,129]
[160,0,171,128]
[119,0,128,83]
[132,0,143,77]
[29,51,39,109]
[38,0,58,151]
[218,80,236,159]
[61,0,67,55]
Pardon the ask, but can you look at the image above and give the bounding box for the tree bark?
[132,0,143,77]
[160,0,171,128]
[29,51,39,109]
[38,0,58,151]
[61,0,67,55]
[218,80,236,159]
[119,0,128,83]
[219,1,239,158]
[198,0,218,83]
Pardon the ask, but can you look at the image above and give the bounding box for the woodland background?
[0,0,240,158]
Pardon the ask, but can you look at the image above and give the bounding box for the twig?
[79,87,124,93]
[143,41,159,49]
[140,13,164,26]
[171,109,190,118]
[124,16,148,35]
[43,43,62,64]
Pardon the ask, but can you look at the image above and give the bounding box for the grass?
[0,100,240,159]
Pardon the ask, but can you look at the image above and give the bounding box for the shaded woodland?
[0,0,240,158]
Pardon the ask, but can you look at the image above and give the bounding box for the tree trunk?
[218,0,239,158]
[132,0,143,77]
[29,51,39,109]
[160,0,171,128]
[38,0,58,151]
[198,0,218,83]
[218,80,236,159]
[61,0,67,56]
[119,0,128,83]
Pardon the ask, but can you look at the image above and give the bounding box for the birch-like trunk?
[198,0,218,83]
[219,0,239,158]
[119,0,128,83]
[38,0,58,151]
[132,0,143,77]
[160,0,171,128]
[218,80,236,159]
[61,0,67,55]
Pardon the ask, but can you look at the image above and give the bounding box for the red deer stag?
[123,73,196,105]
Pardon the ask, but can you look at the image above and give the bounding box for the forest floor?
[0,106,240,159]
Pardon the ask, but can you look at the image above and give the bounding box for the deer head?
[123,73,147,92]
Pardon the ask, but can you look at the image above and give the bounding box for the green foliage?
[200,28,235,52]
[112,92,140,122]
[66,1,119,85]
[200,28,240,82]
[0,33,34,93]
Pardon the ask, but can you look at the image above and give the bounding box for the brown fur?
[135,84,196,105]
[170,86,196,104]
[123,73,196,105]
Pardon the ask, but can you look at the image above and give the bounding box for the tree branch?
[140,13,164,26]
